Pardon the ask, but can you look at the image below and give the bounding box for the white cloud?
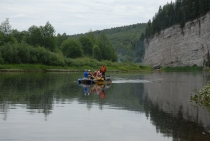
[0,0,175,35]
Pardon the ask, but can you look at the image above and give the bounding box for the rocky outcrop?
[143,12,210,67]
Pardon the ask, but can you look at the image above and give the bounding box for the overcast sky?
[0,0,174,35]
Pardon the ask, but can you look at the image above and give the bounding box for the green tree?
[79,36,93,57]
[0,33,16,46]
[18,43,30,63]
[36,47,50,65]
[0,19,17,45]
[56,33,68,49]
[70,23,146,62]
[26,25,42,47]
[92,44,102,61]
[29,47,38,63]
[0,18,12,35]
[12,29,28,43]
[25,22,56,51]
[191,0,198,20]
[0,51,4,63]
[0,43,20,63]
[61,38,82,58]
[112,51,118,62]
[87,29,96,45]
[98,32,113,60]
[40,21,56,51]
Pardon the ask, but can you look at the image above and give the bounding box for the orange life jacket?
[100,66,106,73]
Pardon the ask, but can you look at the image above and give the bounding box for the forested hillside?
[143,0,210,40]
[0,19,117,66]
[70,23,147,62]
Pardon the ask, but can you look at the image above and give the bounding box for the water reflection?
[1,72,210,140]
[0,73,55,118]
[143,72,210,140]
[79,84,111,98]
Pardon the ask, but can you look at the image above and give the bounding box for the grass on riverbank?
[1,58,205,72]
[0,58,153,72]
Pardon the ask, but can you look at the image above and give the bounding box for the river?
[0,71,210,141]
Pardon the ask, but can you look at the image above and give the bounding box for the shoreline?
[0,69,148,73]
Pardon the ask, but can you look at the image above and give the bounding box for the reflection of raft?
[78,77,112,85]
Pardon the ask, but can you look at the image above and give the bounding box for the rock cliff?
[143,12,210,67]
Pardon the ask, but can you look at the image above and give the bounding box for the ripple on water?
[112,79,151,83]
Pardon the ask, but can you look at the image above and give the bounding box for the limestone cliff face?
[143,12,210,67]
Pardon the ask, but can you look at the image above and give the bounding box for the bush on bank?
[191,83,210,112]
[0,42,154,71]
[0,62,152,72]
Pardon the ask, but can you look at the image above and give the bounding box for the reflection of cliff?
[144,97,210,141]
[143,72,210,132]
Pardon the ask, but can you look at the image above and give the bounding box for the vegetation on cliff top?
[142,0,210,40]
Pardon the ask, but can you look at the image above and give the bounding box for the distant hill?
[69,23,147,62]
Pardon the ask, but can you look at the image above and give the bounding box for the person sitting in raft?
[96,71,102,80]
[88,70,93,79]
[83,70,89,79]
[93,70,98,77]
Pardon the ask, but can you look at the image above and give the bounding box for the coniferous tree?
[142,0,210,40]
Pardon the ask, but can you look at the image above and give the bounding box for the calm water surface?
[0,71,210,141]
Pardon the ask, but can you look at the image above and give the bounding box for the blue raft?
[78,77,112,85]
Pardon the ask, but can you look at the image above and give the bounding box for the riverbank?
[0,63,153,72]
[0,64,205,73]
[160,66,203,72]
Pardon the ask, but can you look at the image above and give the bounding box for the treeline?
[70,23,147,63]
[0,19,117,66]
[143,0,210,39]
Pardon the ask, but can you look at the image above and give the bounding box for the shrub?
[191,83,210,112]
[61,38,83,58]
[0,43,20,63]
[18,43,30,63]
